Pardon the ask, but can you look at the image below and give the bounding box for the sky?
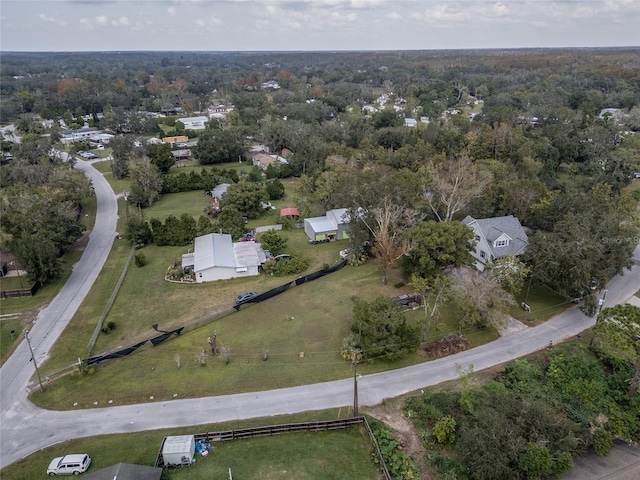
[1,0,639,52]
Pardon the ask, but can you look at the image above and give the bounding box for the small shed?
[280,207,300,220]
[162,435,195,467]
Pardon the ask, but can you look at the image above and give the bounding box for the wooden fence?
[154,416,391,479]
[0,282,39,300]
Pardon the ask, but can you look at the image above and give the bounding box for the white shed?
[162,435,195,467]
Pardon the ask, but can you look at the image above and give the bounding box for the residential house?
[162,135,189,145]
[89,133,115,145]
[304,208,350,242]
[404,118,417,127]
[211,183,230,201]
[177,116,208,130]
[181,233,267,283]
[61,127,101,144]
[461,215,529,271]
[209,104,235,114]
[262,80,281,90]
[251,152,289,170]
[171,149,191,162]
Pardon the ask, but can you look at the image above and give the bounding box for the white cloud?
[95,15,108,26]
[194,14,222,31]
[604,0,635,11]
[39,14,66,26]
[410,4,470,24]
[167,7,176,17]
[386,11,401,21]
[111,16,129,27]
[492,2,508,17]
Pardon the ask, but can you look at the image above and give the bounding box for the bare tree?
[410,274,450,344]
[425,156,493,222]
[449,267,514,330]
[360,196,421,285]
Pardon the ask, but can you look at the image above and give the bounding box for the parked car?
[47,453,91,476]
[235,291,258,304]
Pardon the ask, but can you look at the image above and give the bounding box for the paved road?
[0,156,117,468]
[1,157,639,469]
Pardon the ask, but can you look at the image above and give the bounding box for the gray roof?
[211,183,230,200]
[233,241,263,268]
[462,215,529,258]
[326,208,350,225]
[83,463,162,480]
[192,234,265,271]
[194,233,236,270]
[305,216,338,233]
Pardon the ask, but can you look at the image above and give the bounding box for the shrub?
[552,451,574,476]
[134,251,147,267]
[519,443,552,480]
[433,415,457,446]
[592,428,613,456]
[368,417,419,479]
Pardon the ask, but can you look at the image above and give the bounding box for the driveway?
[562,440,640,480]
[1,158,640,469]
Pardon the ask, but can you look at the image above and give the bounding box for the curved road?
[1,159,640,469]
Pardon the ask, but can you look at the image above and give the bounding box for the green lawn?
[509,280,572,325]
[0,411,381,480]
[143,190,212,222]
[166,428,379,480]
[91,159,131,195]
[0,315,25,366]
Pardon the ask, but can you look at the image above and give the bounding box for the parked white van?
[47,453,91,475]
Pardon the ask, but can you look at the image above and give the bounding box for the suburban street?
[1,159,640,471]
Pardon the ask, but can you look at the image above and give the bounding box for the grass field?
[143,190,212,222]
[0,411,381,480]
[0,315,24,366]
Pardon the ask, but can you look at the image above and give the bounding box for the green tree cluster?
[348,297,419,361]
[150,213,200,246]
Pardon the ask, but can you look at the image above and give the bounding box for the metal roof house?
[210,183,230,201]
[304,208,350,242]
[61,127,101,144]
[181,233,267,283]
[461,215,529,271]
[177,116,209,130]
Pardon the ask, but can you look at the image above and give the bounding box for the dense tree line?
[0,138,92,285]
[405,319,640,479]
[2,48,640,301]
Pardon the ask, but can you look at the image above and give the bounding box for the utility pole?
[23,329,45,393]
[353,360,358,417]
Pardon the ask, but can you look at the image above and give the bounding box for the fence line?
[86,245,136,354]
[154,417,391,479]
[0,282,39,300]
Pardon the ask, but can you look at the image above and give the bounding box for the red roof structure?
[280,207,300,218]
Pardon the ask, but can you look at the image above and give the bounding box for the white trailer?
[162,435,195,467]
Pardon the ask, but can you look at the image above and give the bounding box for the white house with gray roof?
[461,215,529,271]
[181,233,266,283]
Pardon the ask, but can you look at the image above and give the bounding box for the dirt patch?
[72,229,91,251]
[419,334,470,358]
[366,401,434,479]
